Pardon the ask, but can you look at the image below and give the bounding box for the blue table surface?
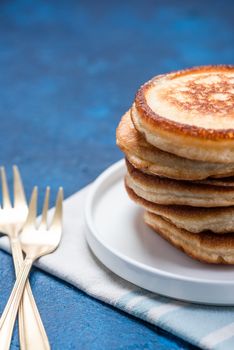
[0,0,233,349]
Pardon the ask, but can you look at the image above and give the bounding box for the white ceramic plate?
[85,159,234,305]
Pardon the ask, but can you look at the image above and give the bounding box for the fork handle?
[0,258,33,350]
[11,239,50,350]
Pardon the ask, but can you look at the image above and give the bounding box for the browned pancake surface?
[132,65,234,162]
[135,65,234,139]
[126,160,234,207]
[125,183,234,233]
[116,111,234,180]
[144,211,234,264]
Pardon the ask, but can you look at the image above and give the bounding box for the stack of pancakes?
[116,65,234,264]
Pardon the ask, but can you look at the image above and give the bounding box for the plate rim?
[85,159,234,296]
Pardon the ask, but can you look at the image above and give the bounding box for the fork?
[0,186,63,350]
[0,166,50,349]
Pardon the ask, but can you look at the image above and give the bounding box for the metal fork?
[0,166,50,349]
[0,186,63,350]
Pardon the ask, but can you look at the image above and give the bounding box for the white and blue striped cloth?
[0,186,234,350]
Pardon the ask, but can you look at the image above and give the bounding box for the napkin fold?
[0,185,234,350]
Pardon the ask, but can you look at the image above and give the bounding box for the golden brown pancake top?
[159,72,234,116]
[135,65,234,139]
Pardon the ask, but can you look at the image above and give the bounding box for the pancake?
[144,211,234,264]
[126,160,234,207]
[126,183,234,233]
[131,65,234,163]
[116,111,234,180]
[195,177,234,187]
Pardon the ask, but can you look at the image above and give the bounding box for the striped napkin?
[0,185,234,350]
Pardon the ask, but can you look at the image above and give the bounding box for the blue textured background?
[0,0,233,349]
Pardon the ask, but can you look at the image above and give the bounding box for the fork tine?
[50,187,63,229]
[25,187,38,226]
[1,167,12,208]
[13,165,27,207]
[40,187,50,228]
